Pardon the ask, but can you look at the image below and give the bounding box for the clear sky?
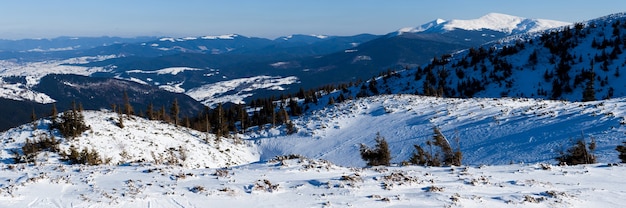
[1,0,625,39]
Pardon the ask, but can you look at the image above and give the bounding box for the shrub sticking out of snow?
[0,110,259,168]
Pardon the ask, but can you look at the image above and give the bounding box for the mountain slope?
[0,110,258,168]
[271,13,570,90]
[376,13,626,102]
[395,13,570,35]
[1,95,625,207]
[0,36,158,52]
[1,158,624,207]
[34,74,207,117]
[248,94,625,166]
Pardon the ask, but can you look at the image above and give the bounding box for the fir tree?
[214,103,228,138]
[52,103,89,139]
[238,104,248,133]
[170,99,180,126]
[30,109,37,130]
[615,142,626,163]
[286,121,297,135]
[205,113,211,143]
[557,135,597,165]
[328,97,335,105]
[117,110,124,129]
[50,103,58,120]
[146,103,155,120]
[432,127,462,166]
[410,126,462,166]
[123,91,134,116]
[359,132,391,166]
[159,106,168,122]
[184,117,190,128]
[582,66,596,102]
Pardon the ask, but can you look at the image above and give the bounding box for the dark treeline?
[114,79,368,138]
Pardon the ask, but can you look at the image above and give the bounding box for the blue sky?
[1,0,625,39]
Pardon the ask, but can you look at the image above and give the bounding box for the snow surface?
[0,96,625,206]
[0,110,258,169]
[200,34,239,40]
[280,34,329,40]
[158,34,239,42]
[0,78,55,103]
[2,13,626,206]
[186,76,299,107]
[0,56,115,103]
[269,61,290,68]
[396,13,570,35]
[26,46,77,52]
[398,18,447,34]
[0,158,624,207]
[126,67,205,76]
[249,95,626,167]
[158,81,186,93]
[387,12,626,101]
[444,13,570,34]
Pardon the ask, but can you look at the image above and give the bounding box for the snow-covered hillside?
[1,158,624,207]
[385,13,626,101]
[0,110,258,168]
[396,13,570,35]
[2,80,617,205]
[249,94,626,166]
[186,75,299,107]
[0,95,625,207]
[0,56,114,103]
[3,12,626,207]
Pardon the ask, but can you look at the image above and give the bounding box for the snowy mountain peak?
[397,18,448,34]
[159,34,242,42]
[277,34,331,41]
[200,34,241,40]
[444,12,570,33]
[395,13,570,36]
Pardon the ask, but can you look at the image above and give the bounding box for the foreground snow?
[0,110,258,169]
[0,158,624,207]
[0,95,624,206]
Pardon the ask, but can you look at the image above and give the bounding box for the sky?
[1,0,625,40]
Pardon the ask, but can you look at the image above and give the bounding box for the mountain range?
[374,13,626,101]
[2,12,626,207]
[0,13,571,130]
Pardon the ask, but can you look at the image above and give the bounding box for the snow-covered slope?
[248,95,626,166]
[396,13,570,35]
[0,110,258,168]
[125,67,205,76]
[382,12,626,101]
[1,158,624,207]
[0,56,114,103]
[186,75,299,107]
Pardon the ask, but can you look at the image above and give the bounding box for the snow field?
[249,94,626,166]
[0,158,624,207]
[0,110,258,169]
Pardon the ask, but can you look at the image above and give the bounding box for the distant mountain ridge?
[394,13,570,36]
[0,12,574,130]
[0,36,158,52]
[371,12,626,102]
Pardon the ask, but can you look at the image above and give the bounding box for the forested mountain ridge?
[372,13,626,102]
